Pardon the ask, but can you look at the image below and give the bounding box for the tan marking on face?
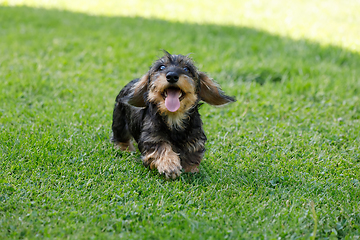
[147,73,198,129]
[147,72,167,105]
[142,143,182,179]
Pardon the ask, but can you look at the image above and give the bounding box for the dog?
[111,51,236,179]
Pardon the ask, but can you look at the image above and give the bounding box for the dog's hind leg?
[111,102,136,152]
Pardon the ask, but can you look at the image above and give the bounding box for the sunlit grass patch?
[1,0,360,51]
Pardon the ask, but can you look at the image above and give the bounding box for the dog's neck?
[162,105,198,131]
[164,113,188,130]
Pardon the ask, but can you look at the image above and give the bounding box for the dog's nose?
[166,72,179,83]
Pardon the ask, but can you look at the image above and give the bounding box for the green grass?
[2,0,360,51]
[1,1,360,239]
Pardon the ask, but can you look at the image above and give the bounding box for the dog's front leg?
[142,142,182,179]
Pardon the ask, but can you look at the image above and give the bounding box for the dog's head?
[125,51,236,128]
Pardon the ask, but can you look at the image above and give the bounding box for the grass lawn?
[1,1,360,239]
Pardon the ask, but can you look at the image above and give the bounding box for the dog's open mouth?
[162,87,185,112]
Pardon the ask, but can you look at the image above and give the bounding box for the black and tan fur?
[111,51,236,179]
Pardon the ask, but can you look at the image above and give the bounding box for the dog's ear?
[199,72,236,105]
[127,73,149,107]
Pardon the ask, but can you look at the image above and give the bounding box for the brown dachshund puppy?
[112,51,236,179]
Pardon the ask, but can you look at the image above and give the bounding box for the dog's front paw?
[143,143,182,179]
[156,158,182,179]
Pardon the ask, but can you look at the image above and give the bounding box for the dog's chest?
[168,125,206,153]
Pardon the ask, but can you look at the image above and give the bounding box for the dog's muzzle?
[166,72,179,83]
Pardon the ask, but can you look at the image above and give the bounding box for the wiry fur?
[111,51,236,179]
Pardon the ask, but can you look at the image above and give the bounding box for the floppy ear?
[126,73,149,107]
[199,72,236,105]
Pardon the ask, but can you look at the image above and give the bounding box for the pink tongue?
[165,88,181,112]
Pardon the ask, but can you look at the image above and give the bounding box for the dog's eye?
[159,65,166,70]
[183,67,190,72]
